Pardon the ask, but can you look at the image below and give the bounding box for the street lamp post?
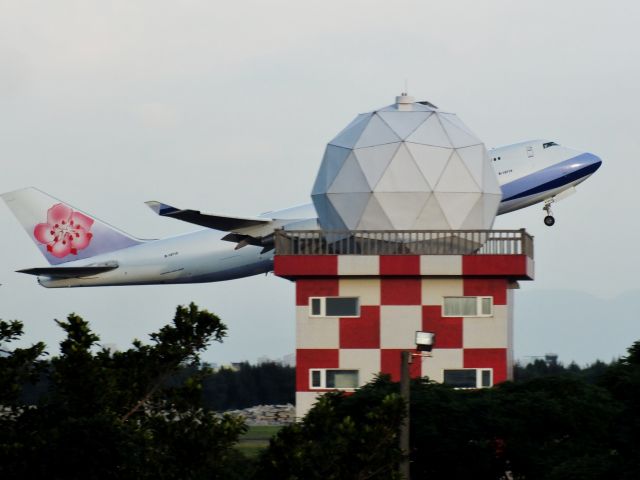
[399,331,435,480]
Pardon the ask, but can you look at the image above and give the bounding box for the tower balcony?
[274,229,534,280]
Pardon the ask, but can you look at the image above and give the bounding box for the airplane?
[1,138,601,288]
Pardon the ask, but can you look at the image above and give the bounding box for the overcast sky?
[1,0,638,365]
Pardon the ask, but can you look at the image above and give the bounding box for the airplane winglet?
[145,201,180,216]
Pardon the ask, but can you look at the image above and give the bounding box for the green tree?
[599,341,640,479]
[0,319,45,405]
[0,303,248,480]
[202,361,295,410]
[254,376,405,480]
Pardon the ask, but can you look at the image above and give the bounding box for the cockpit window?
[543,142,559,149]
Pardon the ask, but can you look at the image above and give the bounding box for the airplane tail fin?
[1,187,144,265]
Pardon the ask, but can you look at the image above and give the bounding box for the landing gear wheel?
[543,198,556,226]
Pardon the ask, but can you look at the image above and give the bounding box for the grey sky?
[1,0,638,365]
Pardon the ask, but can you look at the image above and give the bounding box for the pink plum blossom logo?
[33,204,94,258]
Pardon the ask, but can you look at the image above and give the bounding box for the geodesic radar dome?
[311,96,502,231]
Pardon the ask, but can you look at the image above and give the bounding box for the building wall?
[276,254,532,418]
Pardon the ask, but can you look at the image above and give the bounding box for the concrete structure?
[311,95,502,232]
[274,230,534,417]
[281,96,534,419]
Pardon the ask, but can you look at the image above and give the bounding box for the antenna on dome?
[395,84,414,108]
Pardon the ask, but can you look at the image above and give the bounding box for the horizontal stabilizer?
[145,201,271,231]
[17,262,118,278]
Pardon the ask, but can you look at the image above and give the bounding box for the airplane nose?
[568,152,602,176]
[590,153,603,172]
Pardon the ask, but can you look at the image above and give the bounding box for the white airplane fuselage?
[9,139,601,288]
[492,141,600,215]
[36,204,317,288]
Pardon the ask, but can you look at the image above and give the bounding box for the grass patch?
[236,425,282,458]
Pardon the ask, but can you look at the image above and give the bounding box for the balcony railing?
[274,229,534,258]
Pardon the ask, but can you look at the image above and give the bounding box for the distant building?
[545,353,559,366]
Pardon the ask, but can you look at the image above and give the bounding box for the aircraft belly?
[498,182,582,214]
[175,258,274,283]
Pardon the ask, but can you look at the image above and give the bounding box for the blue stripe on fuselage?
[501,153,602,202]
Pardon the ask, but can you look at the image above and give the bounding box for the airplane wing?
[17,263,118,278]
[145,201,272,231]
[146,201,281,252]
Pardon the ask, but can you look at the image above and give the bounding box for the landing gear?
[543,199,555,227]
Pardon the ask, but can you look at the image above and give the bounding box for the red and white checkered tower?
[274,95,534,417]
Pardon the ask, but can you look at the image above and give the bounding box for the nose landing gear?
[543,199,555,226]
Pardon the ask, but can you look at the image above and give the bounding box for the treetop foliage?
[254,378,406,480]
[257,342,640,480]
[3,306,640,479]
[0,303,246,480]
[0,319,45,405]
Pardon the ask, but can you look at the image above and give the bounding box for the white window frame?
[309,297,360,318]
[442,296,493,317]
[309,369,360,390]
[442,368,493,389]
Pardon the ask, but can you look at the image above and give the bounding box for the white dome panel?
[311,145,352,195]
[415,194,451,229]
[483,161,502,195]
[313,195,347,230]
[357,196,394,230]
[329,113,372,149]
[460,195,486,229]
[459,195,502,230]
[407,143,452,189]
[354,142,400,189]
[374,143,429,192]
[355,114,401,148]
[406,114,452,148]
[456,144,487,188]
[435,192,482,229]
[378,111,431,140]
[328,192,371,230]
[374,192,430,230]
[439,113,477,137]
[312,97,500,231]
[328,153,371,193]
[440,115,482,148]
[435,152,481,193]
[482,194,503,228]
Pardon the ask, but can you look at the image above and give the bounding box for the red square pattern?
[463,278,507,305]
[381,278,421,305]
[339,306,380,349]
[296,279,339,306]
[380,255,420,275]
[462,255,526,276]
[296,349,339,392]
[275,255,338,277]
[421,306,462,349]
[463,348,508,384]
[381,349,422,382]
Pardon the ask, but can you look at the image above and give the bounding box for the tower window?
[310,369,359,389]
[309,297,360,317]
[442,297,493,317]
[443,369,493,388]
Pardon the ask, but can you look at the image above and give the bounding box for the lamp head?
[415,331,435,352]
